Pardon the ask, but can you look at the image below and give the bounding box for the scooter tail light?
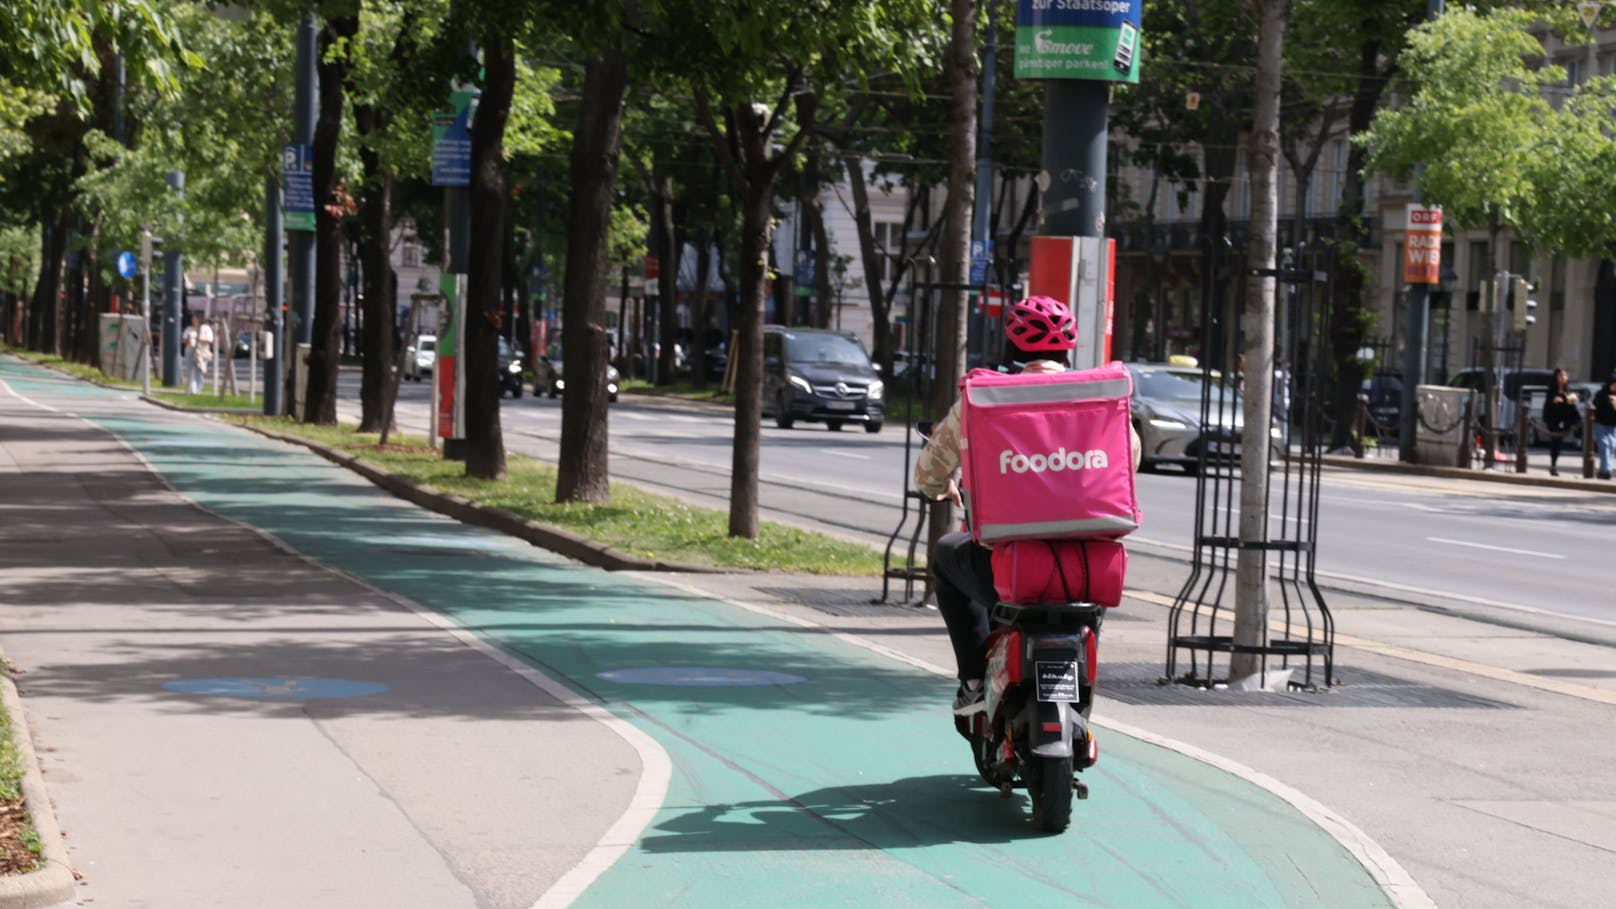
[1083,627,1098,686]
[1088,730,1099,766]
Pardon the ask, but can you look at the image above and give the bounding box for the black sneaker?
[952,680,985,716]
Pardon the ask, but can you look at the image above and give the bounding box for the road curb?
[0,676,77,909]
[1319,453,1614,492]
[238,424,733,575]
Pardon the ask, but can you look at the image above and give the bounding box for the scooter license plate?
[1035,660,1079,702]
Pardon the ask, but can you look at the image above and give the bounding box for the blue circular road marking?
[597,667,807,687]
[163,677,392,700]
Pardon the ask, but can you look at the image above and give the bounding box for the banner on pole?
[1403,205,1443,284]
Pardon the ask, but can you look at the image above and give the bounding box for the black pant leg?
[930,531,997,681]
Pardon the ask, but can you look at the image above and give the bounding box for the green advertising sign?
[1014,0,1141,83]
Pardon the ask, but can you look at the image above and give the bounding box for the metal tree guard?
[1165,240,1336,690]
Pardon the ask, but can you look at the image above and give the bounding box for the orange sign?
[1403,205,1442,284]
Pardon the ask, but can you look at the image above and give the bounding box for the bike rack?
[877,262,937,605]
[1165,240,1336,691]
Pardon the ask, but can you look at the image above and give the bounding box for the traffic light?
[1511,276,1538,332]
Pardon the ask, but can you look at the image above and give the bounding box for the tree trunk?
[462,32,514,480]
[652,163,680,385]
[844,155,896,373]
[556,39,631,504]
[729,157,773,539]
[1230,0,1285,683]
[355,121,395,434]
[927,0,979,552]
[690,218,715,388]
[1328,36,1390,450]
[32,214,69,354]
[304,14,358,425]
[64,218,87,363]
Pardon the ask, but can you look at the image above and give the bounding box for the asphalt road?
[337,371,1616,631]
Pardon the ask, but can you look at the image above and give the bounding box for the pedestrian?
[181,312,214,395]
[1541,368,1580,477]
[1594,370,1616,480]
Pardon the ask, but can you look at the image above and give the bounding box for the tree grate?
[1099,661,1518,709]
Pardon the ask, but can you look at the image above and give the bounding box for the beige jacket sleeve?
[913,399,965,500]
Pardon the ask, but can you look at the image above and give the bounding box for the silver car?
[1126,362,1283,473]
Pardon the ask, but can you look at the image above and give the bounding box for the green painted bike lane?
[5,360,1393,908]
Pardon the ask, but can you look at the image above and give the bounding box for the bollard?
[1584,407,1596,479]
[1353,396,1367,459]
[1460,397,1475,469]
[1516,400,1529,474]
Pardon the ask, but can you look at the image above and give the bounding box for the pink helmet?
[1004,296,1078,352]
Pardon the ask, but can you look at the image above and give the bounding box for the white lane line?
[0,377,64,413]
[822,449,871,460]
[1426,537,1565,559]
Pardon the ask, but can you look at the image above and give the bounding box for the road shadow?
[636,774,1048,853]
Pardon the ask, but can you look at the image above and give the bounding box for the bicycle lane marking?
[44,403,1394,907]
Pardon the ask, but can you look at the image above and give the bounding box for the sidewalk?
[3,355,1614,908]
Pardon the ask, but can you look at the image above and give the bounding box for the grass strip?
[227,416,888,576]
[0,692,42,872]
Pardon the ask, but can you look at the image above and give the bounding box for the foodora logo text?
[998,448,1109,474]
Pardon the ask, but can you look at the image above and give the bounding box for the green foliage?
[1361,7,1616,258]
[70,4,293,274]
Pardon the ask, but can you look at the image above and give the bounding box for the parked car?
[1359,372,1403,436]
[405,334,436,381]
[233,329,254,359]
[1125,362,1283,473]
[498,337,524,398]
[540,344,619,402]
[760,325,884,433]
[1446,367,1558,438]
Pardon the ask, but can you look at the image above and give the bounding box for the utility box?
[1412,385,1472,467]
[1026,235,1115,371]
[98,313,147,383]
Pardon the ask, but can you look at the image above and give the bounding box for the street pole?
[968,0,997,363]
[288,11,317,415]
[1039,80,1108,239]
[263,174,284,415]
[140,227,153,396]
[161,171,184,387]
[1399,0,1445,461]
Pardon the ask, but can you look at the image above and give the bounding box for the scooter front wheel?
[1026,754,1073,833]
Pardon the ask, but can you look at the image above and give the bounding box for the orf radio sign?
[1404,205,1442,284]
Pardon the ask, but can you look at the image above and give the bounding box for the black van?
[761,326,885,433]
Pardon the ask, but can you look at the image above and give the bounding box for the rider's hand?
[941,478,962,507]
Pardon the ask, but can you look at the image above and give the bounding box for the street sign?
[431,89,478,187]
[969,238,993,284]
[282,143,315,232]
[1579,2,1602,30]
[1403,205,1442,284]
[116,251,138,279]
[1014,0,1143,83]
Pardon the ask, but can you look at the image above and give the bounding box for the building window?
[871,221,903,288]
[402,243,421,268]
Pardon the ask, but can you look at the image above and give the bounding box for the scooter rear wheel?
[1026,754,1073,833]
